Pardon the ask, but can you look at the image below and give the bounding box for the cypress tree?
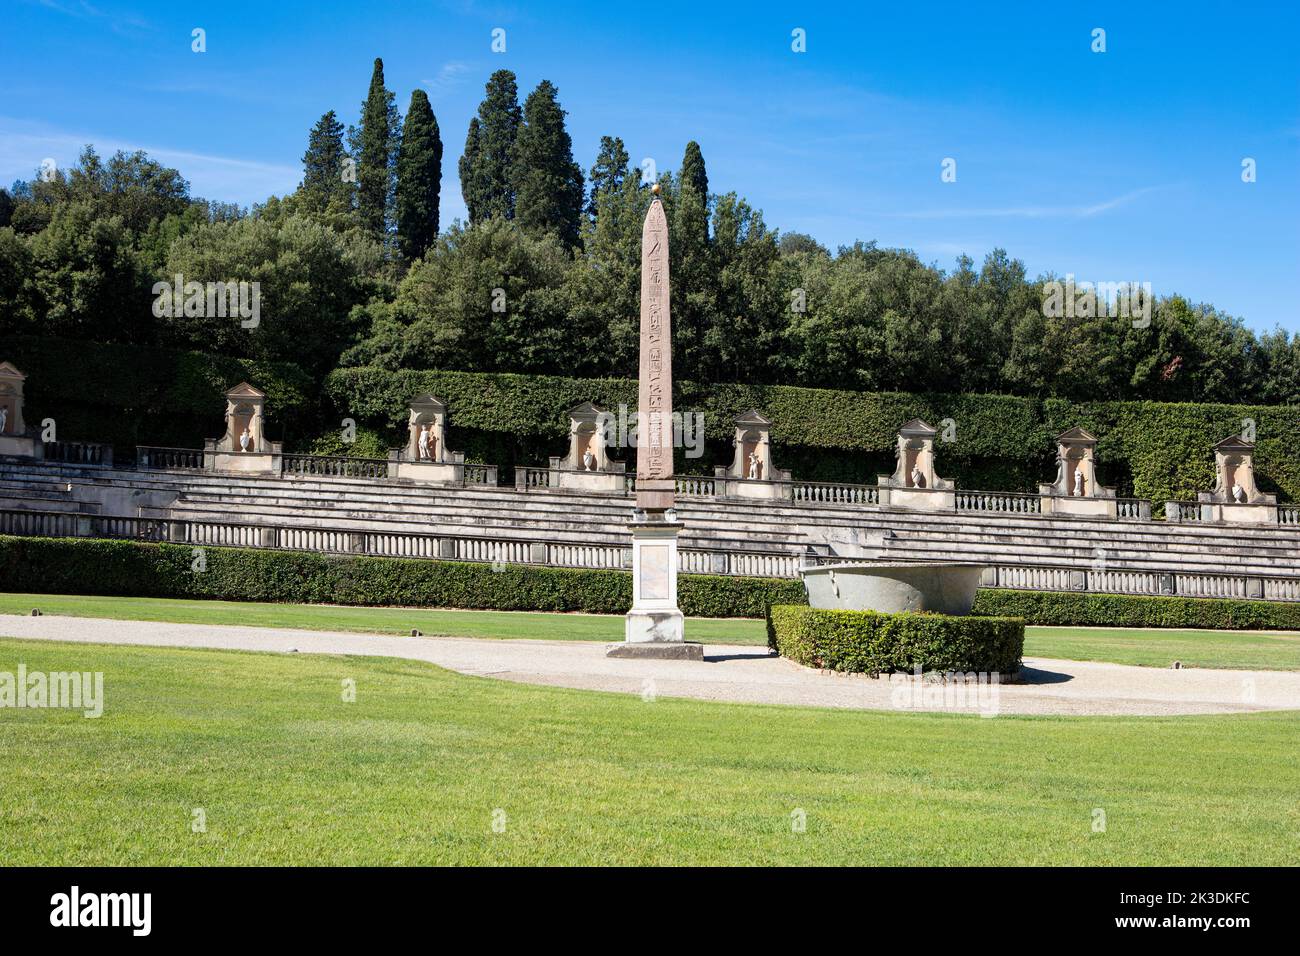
[681,140,709,199]
[458,118,482,223]
[586,135,630,220]
[357,57,399,238]
[512,80,584,246]
[300,110,350,213]
[459,70,522,223]
[395,89,443,261]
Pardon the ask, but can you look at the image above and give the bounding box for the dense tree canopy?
[1,63,1297,411]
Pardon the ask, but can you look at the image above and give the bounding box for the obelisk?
[610,184,699,659]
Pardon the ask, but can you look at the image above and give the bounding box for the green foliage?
[974,588,1300,630]
[394,90,443,261]
[459,70,522,223]
[160,212,384,375]
[512,80,584,248]
[3,335,312,451]
[340,219,574,373]
[766,604,1025,676]
[300,110,354,216]
[307,425,391,460]
[586,135,630,220]
[0,536,800,618]
[356,58,400,239]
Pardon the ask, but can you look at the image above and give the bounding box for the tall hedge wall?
[325,366,1300,502]
[5,335,314,453]
[0,536,805,618]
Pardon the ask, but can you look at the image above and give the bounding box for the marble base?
[1044,495,1117,518]
[391,460,464,484]
[211,451,278,475]
[607,639,703,660]
[880,487,956,511]
[616,519,691,654]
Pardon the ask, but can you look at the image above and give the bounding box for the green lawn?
[3,592,1299,670]
[0,592,764,644]
[1025,625,1300,671]
[0,636,1295,865]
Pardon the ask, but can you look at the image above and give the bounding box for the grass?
[0,592,764,644]
[1025,625,1300,671]
[3,592,1299,670]
[0,635,1296,865]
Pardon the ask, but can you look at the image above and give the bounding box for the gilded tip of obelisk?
[651,183,661,195]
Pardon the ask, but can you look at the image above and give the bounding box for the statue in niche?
[239,427,252,452]
[910,464,926,489]
[582,448,596,471]
[747,451,761,480]
[418,425,431,460]
[0,407,7,433]
[1073,469,1084,497]
[1232,482,1247,503]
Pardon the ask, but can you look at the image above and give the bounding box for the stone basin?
[799,562,986,616]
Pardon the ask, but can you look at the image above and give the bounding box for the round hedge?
[766,605,1024,676]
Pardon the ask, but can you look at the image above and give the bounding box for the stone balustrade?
[281,453,390,480]
[137,446,206,470]
[4,506,1294,600]
[956,490,1042,514]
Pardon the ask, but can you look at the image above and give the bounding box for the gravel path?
[2,614,1298,717]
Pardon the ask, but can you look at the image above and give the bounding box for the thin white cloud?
[0,118,298,204]
[423,61,473,100]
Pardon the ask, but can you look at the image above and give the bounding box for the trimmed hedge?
[973,588,1300,631]
[5,335,314,453]
[325,365,1300,501]
[0,536,805,618]
[766,604,1024,676]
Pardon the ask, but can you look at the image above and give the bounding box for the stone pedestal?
[389,459,465,484]
[1038,427,1118,517]
[0,362,37,459]
[713,409,790,500]
[548,402,627,491]
[1196,436,1278,524]
[208,382,282,474]
[617,517,699,658]
[877,419,953,510]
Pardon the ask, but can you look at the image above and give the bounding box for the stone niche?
[713,409,791,499]
[549,402,626,492]
[0,361,38,459]
[388,393,467,484]
[1038,427,1117,517]
[1196,436,1278,524]
[877,419,954,510]
[205,382,283,474]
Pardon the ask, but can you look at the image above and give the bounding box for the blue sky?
[3,0,1298,332]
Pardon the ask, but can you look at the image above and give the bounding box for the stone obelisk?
[611,184,699,659]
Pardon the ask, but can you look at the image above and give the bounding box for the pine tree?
[300,111,350,213]
[512,81,584,246]
[459,70,522,223]
[357,57,400,239]
[586,135,630,220]
[395,89,443,261]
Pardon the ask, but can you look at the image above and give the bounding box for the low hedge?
[766,604,1024,676]
[973,588,1300,630]
[0,536,805,618]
